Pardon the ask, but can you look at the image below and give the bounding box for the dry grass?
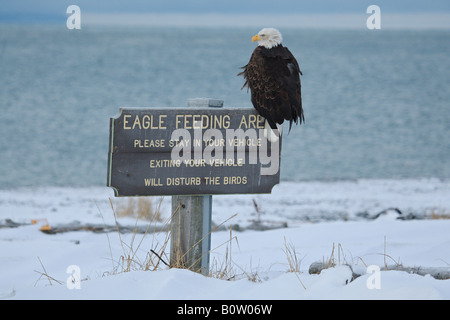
[209,225,239,280]
[174,211,239,274]
[108,198,243,278]
[429,208,450,220]
[322,242,347,269]
[283,237,302,273]
[107,198,267,283]
[34,257,63,286]
[107,200,308,287]
[107,197,170,274]
[114,197,162,222]
[36,197,367,290]
[283,237,306,289]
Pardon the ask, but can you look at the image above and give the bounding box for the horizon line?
[80,12,450,29]
[1,12,450,29]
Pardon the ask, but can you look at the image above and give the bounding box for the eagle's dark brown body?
[239,44,304,130]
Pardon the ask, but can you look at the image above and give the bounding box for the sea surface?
[0,24,449,187]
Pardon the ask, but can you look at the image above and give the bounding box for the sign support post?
[170,99,221,275]
[170,194,212,275]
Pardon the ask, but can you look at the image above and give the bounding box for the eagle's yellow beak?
[252,34,261,42]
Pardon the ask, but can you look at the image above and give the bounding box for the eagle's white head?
[252,28,283,49]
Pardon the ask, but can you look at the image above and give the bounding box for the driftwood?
[0,218,288,235]
[212,220,288,232]
[356,207,421,220]
[39,223,168,235]
[309,261,450,280]
[0,219,168,234]
[0,219,29,229]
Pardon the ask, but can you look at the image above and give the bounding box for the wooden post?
[170,195,212,274]
[170,98,223,275]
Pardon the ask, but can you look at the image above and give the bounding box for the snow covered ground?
[0,179,449,300]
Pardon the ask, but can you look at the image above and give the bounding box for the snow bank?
[0,179,449,300]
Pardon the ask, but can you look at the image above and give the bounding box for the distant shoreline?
[1,13,450,30]
[85,13,450,29]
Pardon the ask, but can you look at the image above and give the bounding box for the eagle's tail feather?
[264,120,282,143]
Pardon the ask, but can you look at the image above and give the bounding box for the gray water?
[0,24,449,187]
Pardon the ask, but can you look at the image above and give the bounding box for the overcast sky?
[0,0,449,24]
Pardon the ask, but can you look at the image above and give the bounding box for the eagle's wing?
[239,46,303,130]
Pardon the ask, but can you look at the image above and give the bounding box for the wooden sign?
[107,107,281,196]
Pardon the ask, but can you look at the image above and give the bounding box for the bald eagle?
[238,28,304,141]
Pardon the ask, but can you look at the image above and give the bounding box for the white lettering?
[66,5,81,30]
[66,265,81,289]
[366,5,381,30]
[366,265,381,289]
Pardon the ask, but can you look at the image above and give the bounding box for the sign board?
[107,107,281,196]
